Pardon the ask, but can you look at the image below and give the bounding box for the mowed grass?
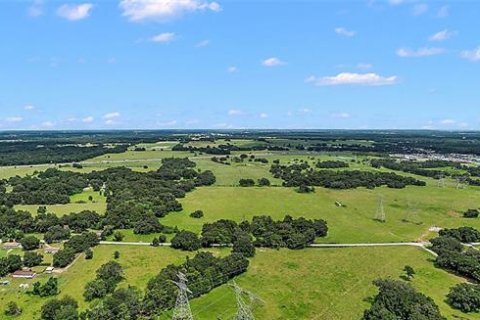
[161,184,480,243]
[15,190,107,216]
[158,247,476,320]
[0,245,228,320]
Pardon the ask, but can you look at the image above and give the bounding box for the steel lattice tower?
[375,196,386,222]
[172,272,194,320]
[231,281,255,320]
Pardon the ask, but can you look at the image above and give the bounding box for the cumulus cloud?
[82,116,94,123]
[120,0,220,22]
[262,57,285,67]
[5,116,23,123]
[460,47,480,62]
[429,29,455,42]
[57,3,93,21]
[412,3,428,16]
[334,27,356,37]
[396,47,445,57]
[228,109,244,116]
[150,32,175,43]
[24,105,35,110]
[259,113,268,118]
[306,73,398,86]
[103,112,121,124]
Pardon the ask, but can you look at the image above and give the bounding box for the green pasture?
[162,184,480,243]
[161,246,475,320]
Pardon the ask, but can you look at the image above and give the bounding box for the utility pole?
[375,195,386,223]
[172,272,194,320]
[231,281,255,320]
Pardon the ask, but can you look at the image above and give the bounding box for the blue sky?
[0,0,479,130]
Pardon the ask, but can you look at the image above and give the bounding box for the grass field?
[0,246,229,319]
[1,146,480,319]
[15,190,107,216]
[159,246,477,320]
[161,184,480,243]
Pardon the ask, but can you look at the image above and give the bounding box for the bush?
[257,178,271,186]
[363,279,445,320]
[85,248,93,260]
[239,178,255,187]
[113,232,124,242]
[32,277,59,297]
[53,248,76,268]
[20,235,40,251]
[190,210,204,219]
[464,209,479,218]
[84,279,108,301]
[23,251,43,267]
[4,301,22,316]
[447,283,480,313]
[40,295,78,320]
[171,231,201,251]
[232,233,256,257]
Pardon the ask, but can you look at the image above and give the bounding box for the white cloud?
[41,121,55,128]
[331,112,351,119]
[437,5,449,18]
[57,3,93,21]
[412,3,428,16]
[5,116,23,123]
[82,116,94,123]
[103,112,121,120]
[306,73,398,86]
[460,47,480,62]
[228,109,244,116]
[227,66,238,73]
[28,0,44,17]
[440,119,456,125]
[259,113,268,118]
[196,40,210,47]
[334,27,356,37]
[262,57,285,67]
[120,0,220,22]
[396,47,445,57]
[150,32,176,43]
[24,105,35,110]
[429,29,455,42]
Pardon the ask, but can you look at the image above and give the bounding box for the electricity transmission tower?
[231,281,255,320]
[172,272,194,320]
[375,196,386,222]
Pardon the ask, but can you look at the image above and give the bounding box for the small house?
[44,247,60,254]
[44,266,54,274]
[2,242,22,250]
[11,270,36,279]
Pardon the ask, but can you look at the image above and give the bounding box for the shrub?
[190,210,204,219]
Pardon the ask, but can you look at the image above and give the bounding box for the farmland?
[1,131,480,319]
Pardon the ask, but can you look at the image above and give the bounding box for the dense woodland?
[270,162,426,189]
